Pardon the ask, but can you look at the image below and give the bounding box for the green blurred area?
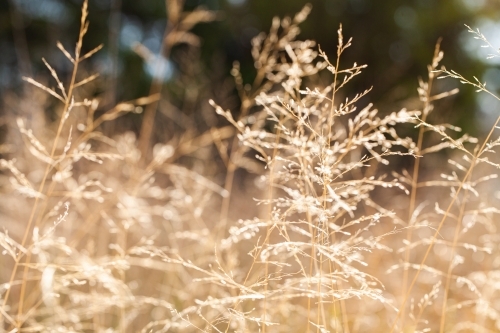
[1,0,500,136]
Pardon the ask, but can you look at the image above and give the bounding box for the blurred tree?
[1,0,499,137]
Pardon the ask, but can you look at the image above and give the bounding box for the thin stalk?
[322,26,348,333]
[223,110,284,332]
[401,69,434,330]
[217,140,239,239]
[216,18,299,241]
[216,77,264,241]
[389,114,500,333]
[13,178,59,320]
[306,206,315,333]
[439,174,471,333]
[118,226,128,333]
[138,1,174,160]
[261,112,285,333]
[2,1,90,324]
[138,4,221,159]
[400,40,441,330]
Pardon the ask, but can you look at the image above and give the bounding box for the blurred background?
[1,0,500,141]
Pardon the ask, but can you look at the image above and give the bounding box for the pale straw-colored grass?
[1,1,500,332]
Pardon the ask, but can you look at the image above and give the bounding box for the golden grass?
[1,1,500,332]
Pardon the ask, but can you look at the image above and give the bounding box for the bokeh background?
[2,2,500,332]
[1,0,500,141]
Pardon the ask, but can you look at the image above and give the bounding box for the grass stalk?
[2,1,90,325]
[390,113,500,333]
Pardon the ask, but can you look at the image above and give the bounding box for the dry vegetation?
[1,1,500,332]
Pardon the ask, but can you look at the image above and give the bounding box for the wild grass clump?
[1,1,500,332]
